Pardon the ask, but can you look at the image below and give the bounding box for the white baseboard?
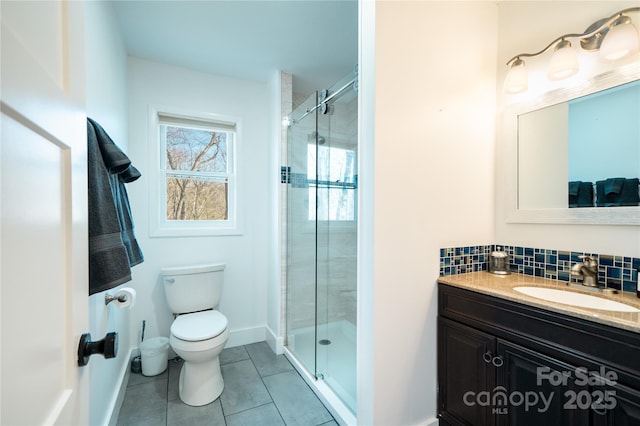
[421,417,440,426]
[265,325,284,354]
[107,347,134,426]
[226,325,266,348]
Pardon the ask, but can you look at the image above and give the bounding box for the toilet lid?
[171,311,228,341]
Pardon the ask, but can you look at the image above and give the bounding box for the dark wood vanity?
[437,274,640,426]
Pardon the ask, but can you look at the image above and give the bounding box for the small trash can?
[139,337,169,376]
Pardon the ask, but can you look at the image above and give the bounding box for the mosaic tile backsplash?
[439,244,640,294]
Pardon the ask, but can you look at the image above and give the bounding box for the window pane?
[162,124,229,173]
[166,175,228,220]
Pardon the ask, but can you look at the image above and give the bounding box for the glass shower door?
[315,76,358,412]
[286,92,318,376]
[286,74,358,415]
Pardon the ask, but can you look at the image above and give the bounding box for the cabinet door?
[439,318,496,426]
[591,383,640,426]
[496,340,590,426]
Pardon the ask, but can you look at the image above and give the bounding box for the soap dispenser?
[489,247,511,275]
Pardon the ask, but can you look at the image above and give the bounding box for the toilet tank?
[161,263,225,314]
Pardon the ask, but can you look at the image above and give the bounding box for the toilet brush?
[130,320,146,374]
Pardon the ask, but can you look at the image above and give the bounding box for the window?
[150,110,239,237]
[307,144,357,221]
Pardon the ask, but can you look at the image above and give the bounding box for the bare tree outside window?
[162,124,232,221]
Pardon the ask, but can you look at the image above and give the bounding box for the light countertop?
[437,272,640,333]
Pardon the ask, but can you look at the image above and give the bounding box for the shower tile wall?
[280,72,293,340]
[440,244,640,294]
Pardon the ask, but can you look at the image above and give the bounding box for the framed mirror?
[504,61,640,225]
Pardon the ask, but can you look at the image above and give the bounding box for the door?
[438,317,496,426]
[496,340,590,426]
[1,1,89,425]
[592,383,640,426]
[314,75,358,412]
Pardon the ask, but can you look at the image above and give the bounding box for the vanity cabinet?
[438,283,640,426]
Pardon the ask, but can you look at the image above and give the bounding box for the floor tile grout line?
[223,401,274,420]
[253,355,288,426]
[220,357,251,368]
[285,361,338,425]
[218,377,228,426]
[165,367,170,426]
[254,344,336,425]
[126,375,167,388]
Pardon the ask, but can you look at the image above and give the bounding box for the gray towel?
[87,118,144,295]
[596,178,640,207]
[619,178,640,206]
[88,119,132,294]
[568,181,593,208]
[112,170,144,267]
[604,178,625,201]
[568,181,581,196]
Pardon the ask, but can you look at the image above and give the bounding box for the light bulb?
[600,17,640,61]
[548,40,579,80]
[504,58,528,94]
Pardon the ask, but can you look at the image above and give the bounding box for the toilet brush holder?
[130,356,142,374]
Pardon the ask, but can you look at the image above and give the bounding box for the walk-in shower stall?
[285,73,358,417]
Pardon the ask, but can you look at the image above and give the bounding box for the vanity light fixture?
[504,58,528,94]
[600,15,640,61]
[547,39,579,80]
[504,7,640,94]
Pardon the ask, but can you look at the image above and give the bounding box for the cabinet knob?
[482,351,493,363]
[492,356,504,367]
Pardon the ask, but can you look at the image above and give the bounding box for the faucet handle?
[579,255,598,268]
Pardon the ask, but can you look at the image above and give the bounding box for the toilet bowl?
[162,264,229,406]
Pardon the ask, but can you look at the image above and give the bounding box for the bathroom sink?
[513,286,640,313]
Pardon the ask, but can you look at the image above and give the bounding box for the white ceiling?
[112,0,358,96]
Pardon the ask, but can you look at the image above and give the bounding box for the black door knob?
[77,332,118,366]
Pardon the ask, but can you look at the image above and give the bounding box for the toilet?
[161,263,229,406]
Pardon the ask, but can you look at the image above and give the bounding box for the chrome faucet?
[570,255,600,287]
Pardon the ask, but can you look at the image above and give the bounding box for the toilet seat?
[171,310,228,341]
[170,326,229,353]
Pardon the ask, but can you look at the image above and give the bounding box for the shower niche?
[285,73,358,415]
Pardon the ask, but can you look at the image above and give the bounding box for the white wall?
[84,2,131,425]
[266,71,287,353]
[495,1,640,257]
[126,58,271,354]
[361,2,498,424]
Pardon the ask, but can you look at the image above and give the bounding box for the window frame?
[148,105,242,237]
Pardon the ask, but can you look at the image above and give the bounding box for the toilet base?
[178,357,224,406]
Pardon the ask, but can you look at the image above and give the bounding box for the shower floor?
[287,320,357,414]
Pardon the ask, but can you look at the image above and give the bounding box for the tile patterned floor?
[117,342,337,426]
